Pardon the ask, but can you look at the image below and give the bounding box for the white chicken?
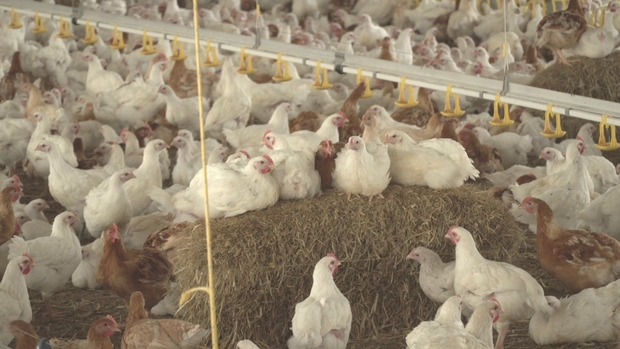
[482,165,547,187]
[473,127,533,168]
[263,112,347,153]
[84,52,124,95]
[0,117,32,172]
[84,169,135,238]
[407,246,455,304]
[354,14,390,49]
[71,236,104,290]
[223,102,292,150]
[0,254,34,346]
[447,226,553,349]
[332,136,390,201]
[162,154,279,221]
[406,295,465,348]
[383,131,471,189]
[447,0,479,40]
[578,184,620,240]
[204,57,252,136]
[27,112,78,178]
[529,279,620,345]
[287,254,352,349]
[8,212,81,318]
[124,139,169,216]
[158,84,209,137]
[554,123,601,156]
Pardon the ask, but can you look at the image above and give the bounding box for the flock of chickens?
[0,0,618,348]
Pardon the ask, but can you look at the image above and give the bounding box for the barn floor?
[12,160,620,349]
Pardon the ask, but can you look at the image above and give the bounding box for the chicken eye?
[104,323,108,327]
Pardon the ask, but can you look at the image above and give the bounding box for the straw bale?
[173,184,523,348]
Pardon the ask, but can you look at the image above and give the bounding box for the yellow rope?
[178,0,219,348]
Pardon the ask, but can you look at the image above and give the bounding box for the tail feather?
[146,186,175,215]
[7,236,28,260]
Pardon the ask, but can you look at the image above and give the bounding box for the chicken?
[72,236,104,290]
[124,139,169,216]
[0,52,30,103]
[36,140,108,222]
[8,212,81,318]
[287,254,352,349]
[338,81,366,141]
[314,140,345,191]
[472,127,533,169]
[332,136,390,201]
[521,196,620,293]
[224,102,292,150]
[447,0,479,39]
[0,254,34,346]
[97,223,173,310]
[482,165,548,187]
[263,143,321,201]
[578,184,620,240]
[8,320,38,349]
[74,138,101,170]
[0,183,21,246]
[158,85,209,137]
[237,340,261,349]
[447,226,553,349]
[391,87,435,128]
[50,316,121,349]
[27,112,76,179]
[407,246,455,304]
[536,0,587,65]
[263,112,347,153]
[406,295,465,347]
[84,169,135,238]
[424,300,502,349]
[290,111,324,133]
[458,129,504,174]
[122,291,209,349]
[383,130,471,189]
[204,57,251,137]
[83,52,124,95]
[529,279,620,345]
[554,123,601,156]
[165,154,279,221]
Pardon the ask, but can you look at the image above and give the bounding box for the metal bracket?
[500,71,510,96]
[71,0,83,25]
[333,52,345,74]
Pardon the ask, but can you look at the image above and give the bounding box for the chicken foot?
[553,48,572,66]
[368,194,385,203]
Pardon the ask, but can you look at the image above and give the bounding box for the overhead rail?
[3,0,620,127]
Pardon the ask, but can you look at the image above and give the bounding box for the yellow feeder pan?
[489,94,515,127]
[57,17,72,39]
[440,85,465,118]
[33,12,47,34]
[311,61,332,90]
[395,76,419,107]
[9,8,23,29]
[237,47,257,74]
[595,115,620,151]
[540,104,566,138]
[170,36,187,61]
[356,68,374,98]
[140,30,157,55]
[82,21,99,44]
[272,53,292,82]
[110,25,126,50]
[203,41,221,67]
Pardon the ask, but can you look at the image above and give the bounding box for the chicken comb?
[576,136,584,142]
[262,154,274,165]
[262,130,272,139]
[22,252,33,262]
[327,253,338,261]
[336,111,348,119]
[111,223,120,233]
[11,182,22,192]
[106,315,118,326]
[239,150,250,159]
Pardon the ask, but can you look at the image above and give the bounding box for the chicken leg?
[42,294,66,319]
[554,48,572,66]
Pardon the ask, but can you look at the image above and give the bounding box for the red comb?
[22,252,33,262]
[262,154,274,165]
[327,253,338,260]
[576,136,584,142]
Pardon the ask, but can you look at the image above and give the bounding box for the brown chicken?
[0,52,30,103]
[122,291,209,349]
[74,138,101,170]
[536,0,587,65]
[50,316,121,349]
[439,118,460,141]
[147,118,177,146]
[133,124,153,148]
[143,221,192,262]
[525,45,546,72]
[168,56,219,99]
[391,87,436,127]
[8,320,38,349]
[378,37,397,62]
[289,110,324,132]
[521,196,620,293]
[458,129,504,174]
[0,183,22,246]
[338,81,366,141]
[315,140,345,190]
[96,224,174,310]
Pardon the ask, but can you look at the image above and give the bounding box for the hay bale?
[173,184,523,348]
[530,52,620,103]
